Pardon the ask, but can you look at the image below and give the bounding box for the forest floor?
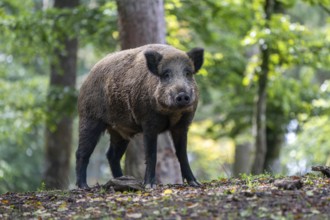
[0,172,330,220]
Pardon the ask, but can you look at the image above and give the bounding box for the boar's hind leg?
[106,131,129,178]
[76,118,106,188]
[171,129,200,187]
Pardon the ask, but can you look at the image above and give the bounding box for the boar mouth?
[156,93,195,112]
[160,101,194,112]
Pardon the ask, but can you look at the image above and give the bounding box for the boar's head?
[144,47,204,112]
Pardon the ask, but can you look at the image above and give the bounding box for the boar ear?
[144,50,163,75]
[187,48,204,73]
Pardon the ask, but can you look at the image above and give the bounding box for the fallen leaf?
[311,209,320,214]
[126,213,142,218]
[76,198,86,203]
[91,197,103,202]
[1,200,9,205]
[187,203,199,209]
[163,189,173,195]
[86,207,95,211]
[57,202,68,212]
[57,206,68,212]
[306,191,314,196]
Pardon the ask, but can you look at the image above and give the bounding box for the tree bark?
[251,0,274,174]
[116,0,166,49]
[116,0,182,184]
[263,126,283,173]
[43,0,79,189]
[262,0,285,174]
[233,142,253,177]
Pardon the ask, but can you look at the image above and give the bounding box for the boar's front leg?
[106,131,129,178]
[143,131,158,189]
[76,118,106,189]
[171,127,200,187]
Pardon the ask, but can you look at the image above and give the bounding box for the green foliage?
[283,116,330,172]
[0,72,47,193]
[0,0,119,193]
[282,79,330,171]
[266,68,320,133]
[46,86,77,131]
[0,1,118,60]
[37,182,47,192]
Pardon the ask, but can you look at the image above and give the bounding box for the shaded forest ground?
[0,173,329,219]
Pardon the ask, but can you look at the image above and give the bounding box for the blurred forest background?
[0,0,329,193]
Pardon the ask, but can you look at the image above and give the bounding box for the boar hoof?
[144,183,157,190]
[188,180,201,187]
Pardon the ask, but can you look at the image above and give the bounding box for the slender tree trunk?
[262,0,285,174]
[116,0,182,184]
[251,0,274,174]
[43,0,79,189]
[263,127,283,173]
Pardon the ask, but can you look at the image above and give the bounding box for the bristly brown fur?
[76,44,204,188]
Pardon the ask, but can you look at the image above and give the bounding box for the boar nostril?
[175,92,191,106]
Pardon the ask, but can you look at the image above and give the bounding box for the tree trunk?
[116,0,182,184]
[43,0,79,189]
[262,0,285,175]
[233,142,253,177]
[263,126,283,173]
[116,0,166,49]
[251,0,274,175]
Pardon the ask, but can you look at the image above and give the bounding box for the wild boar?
[76,44,204,188]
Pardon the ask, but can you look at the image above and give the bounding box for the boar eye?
[161,69,171,79]
[184,69,193,77]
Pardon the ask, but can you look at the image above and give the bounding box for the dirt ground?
[0,173,329,219]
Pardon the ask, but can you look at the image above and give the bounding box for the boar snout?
[175,92,191,107]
